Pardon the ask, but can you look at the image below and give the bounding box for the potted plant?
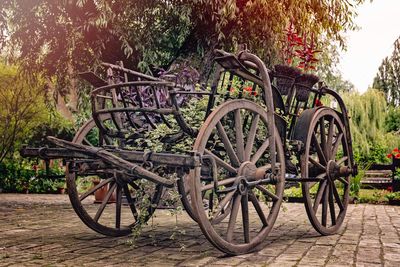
[274,24,320,101]
[92,178,116,203]
[53,180,66,194]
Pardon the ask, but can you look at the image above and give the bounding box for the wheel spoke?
[332,182,345,211]
[313,180,327,213]
[309,156,326,171]
[79,177,113,202]
[83,137,95,147]
[212,190,236,217]
[226,194,241,242]
[322,183,328,227]
[308,172,327,189]
[249,192,268,226]
[337,177,349,185]
[312,133,327,164]
[319,118,327,157]
[244,114,260,161]
[123,184,139,220]
[201,177,236,191]
[256,185,279,202]
[234,109,245,162]
[336,156,348,165]
[94,182,117,222]
[331,133,344,158]
[205,149,238,174]
[328,182,336,225]
[251,139,270,164]
[326,118,335,159]
[216,122,240,166]
[241,193,250,243]
[115,184,122,228]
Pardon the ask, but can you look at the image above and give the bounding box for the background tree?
[373,37,400,106]
[0,1,366,110]
[342,89,400,165]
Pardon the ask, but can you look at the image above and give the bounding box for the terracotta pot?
[57,187,65,194]
[93,180,116,203]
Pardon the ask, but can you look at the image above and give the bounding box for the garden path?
[0,194,400,266]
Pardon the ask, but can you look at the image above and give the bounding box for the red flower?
[32,165,38,171]
[229,87,235,93]
[387,153,393,159]
[387,186,393,192]
[251,91,258,96]
[394,148,399,152]
[395,153,400,159]
[243,86,252,92]
[315,99,323,107]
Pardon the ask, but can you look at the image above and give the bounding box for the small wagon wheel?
[295,107,352,235]
[66,116,163,237]
[190,100,285,255]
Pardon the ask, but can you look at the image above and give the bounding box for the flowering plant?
[228,79,258,99]
[282,23,321,71]
[387,148,400,159]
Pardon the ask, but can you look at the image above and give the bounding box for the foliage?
[357,189,388,204]
[0,158,64,193]
[316,41,355,92]
[0,63,47,163]
[385,192,400,201]
[373,37,400,106]
[384,107,400,133]
[342,89,400,165]
[350,168,365,198]
[283,25,320,71]
[0,0,366,89]
[0,62,74,162]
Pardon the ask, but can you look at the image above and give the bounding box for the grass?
[357,189,390,204]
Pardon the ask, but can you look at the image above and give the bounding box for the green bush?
[0,159,65,193]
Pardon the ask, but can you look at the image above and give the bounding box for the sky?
[339,0,400,93]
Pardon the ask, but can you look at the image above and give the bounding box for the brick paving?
[1,194,400,266]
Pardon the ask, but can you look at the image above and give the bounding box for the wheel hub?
[327,160,352,180]
[238,161,257,179]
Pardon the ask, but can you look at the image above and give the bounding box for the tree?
[373,37,400,106]
[342,89,400,164]
[0,0,366,76]
[0,1,366,120]
[0,63,47,163]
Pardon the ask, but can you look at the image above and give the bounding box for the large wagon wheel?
[66,116,163,237]
[296,107,352,235]
[190,100,285,255]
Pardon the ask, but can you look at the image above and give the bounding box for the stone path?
[1,194,400,266]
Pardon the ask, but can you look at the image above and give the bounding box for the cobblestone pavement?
[1,194,400,267]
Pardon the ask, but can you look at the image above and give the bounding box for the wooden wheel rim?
[190,100,285,255]
[67,117,163,237]
[301,108,350,235]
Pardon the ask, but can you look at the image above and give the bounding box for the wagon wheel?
[298,108,352,235]
[190,100,285,255]
[66,116,163,237]
[177,159,231,223]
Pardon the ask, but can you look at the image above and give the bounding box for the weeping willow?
[341,89,400,163]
